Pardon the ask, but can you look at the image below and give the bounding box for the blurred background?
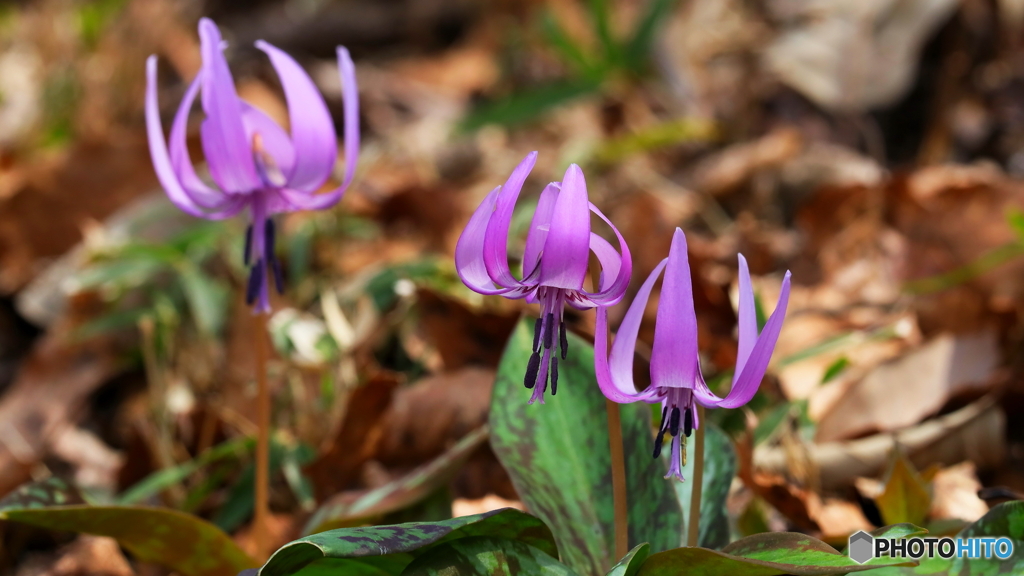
[0,0,1023,573]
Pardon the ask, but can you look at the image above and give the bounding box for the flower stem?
[254,311,271,558]
[606,399,629,561]
[687,405,706,547]
[592,259,628,562]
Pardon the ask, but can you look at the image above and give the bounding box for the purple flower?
[145,18,359,312]
[456,152,632,403]
[595,228,791,480]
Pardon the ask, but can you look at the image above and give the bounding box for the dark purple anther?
[244,224,253,265]
[550,356,559,395]
[246,259,265,305]
[653,407,669,458]
[559,322,568,360]
[525,352,541,389]
[532,317,543,353]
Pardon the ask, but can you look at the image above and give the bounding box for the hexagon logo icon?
[849,531,874,564]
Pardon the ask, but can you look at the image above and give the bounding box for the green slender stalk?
[687,405,706,547]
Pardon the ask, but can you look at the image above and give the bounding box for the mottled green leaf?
[607,543,649,576]
[848,510,1024,576]
[845,524,939,576]
[668,422,736,549]
[952,500,1024,575]
[305,427,489,534]
[869,523,929,540]
[489,319,684,576]
[276,556,409,576]
[0,478,256,576]
[400,536,578,575]
[638,532,916,576]
[260,509,556,576]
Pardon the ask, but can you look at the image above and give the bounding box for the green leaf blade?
[399,536,578,576]
[0,478,255,576]
[489,319,683,575]
[261,509,557,576]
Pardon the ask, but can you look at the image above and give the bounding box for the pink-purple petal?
[596,310,659,404]
[168,71,226,208]
[589,233,620,290]
[197,18,262,193]
[483,152,538,288]
[456,186,518,295]
[337,46,360,192]
[650,228,700,389]
[537,164,590,290]
[256,40,336,193]
[275,186,343,212]
[735,254,758,375]
[713,271,791,409]
[522,182,559,279]
[594,259,667,404]
[240,102,296,179]
[579,202,632,307]
[146,56,244,220]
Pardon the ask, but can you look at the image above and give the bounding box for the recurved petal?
[538,164,590,290]
[483,152,538,288]
[713,271,791,409]
[274,186,342,213]
[197,18,261,193]
[594,259,667,404]
[146,56,243,220]
[337,46,360,192]
[241,102,296,179]
[168,71,226,208]
[735,254,758,375]
[650,228,700,389]
[522,182,559,279]
[456,186,517,295]
[589,233,619,288]
[578,202,632,307]
[256,40,336,193]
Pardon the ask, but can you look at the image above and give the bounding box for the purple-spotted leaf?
[400,536,578,575]
[850,505,1024,575]
[0,477,256,576]
[951,500,1024,574]
[637,532,917,576]
[304,427,489,534]
[258,508,557,576]
[489,319,683,576]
